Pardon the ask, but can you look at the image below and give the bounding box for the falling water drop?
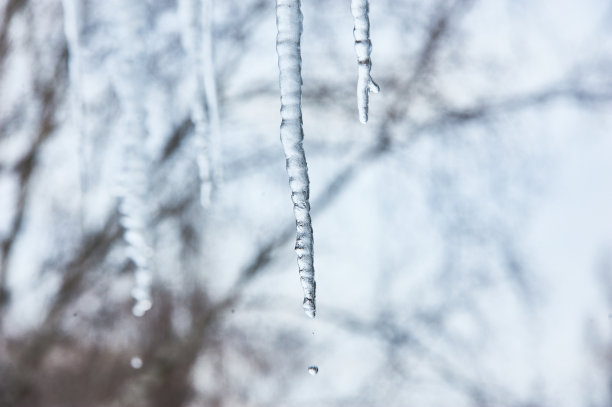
[308,365,318,375]
[130,357,143,369]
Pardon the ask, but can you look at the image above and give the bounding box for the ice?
[276,0,316,318]
[351,0,379,124]
[110,0,153,317]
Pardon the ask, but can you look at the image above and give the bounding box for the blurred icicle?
[276,0,316,318]
[201,0,223,190]
[351,0,379,124]
[111,1,153,317]
[61,0,88,227]
[179,0,220,207]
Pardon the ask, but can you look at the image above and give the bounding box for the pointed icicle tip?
[369,80,380,94]
[303,297,316,318]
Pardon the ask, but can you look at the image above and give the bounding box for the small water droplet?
[130,357,143,369]
[132,299,152,317]
[609,313,611,319]
[308,365,318,375]
[231,309,235,313]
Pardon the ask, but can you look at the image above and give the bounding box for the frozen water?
[276,0,316,318]
[110,0,154,317]
[179,0,220,207]
[351,0,379,124]
[276,0,317,318]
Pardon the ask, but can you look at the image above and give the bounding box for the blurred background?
[1,0,612,405]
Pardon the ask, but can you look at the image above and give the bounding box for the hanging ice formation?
[61,0,82,134]
[276,0,316,318]
[111,1,153,317]
[351,0,379,124]
[201,0,223,189]
[178,0,221,207]
[61,0,88,226]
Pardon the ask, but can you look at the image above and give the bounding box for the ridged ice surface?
[276,0,316,318]
[179,0,214,207]
[111,0,153,317]
[351,0,379,124]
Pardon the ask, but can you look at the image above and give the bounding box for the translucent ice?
[351,0,379,124]
[275,0,316,318]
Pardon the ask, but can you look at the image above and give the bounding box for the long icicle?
[112,0,153,317]
[61,0,88,229]
[351,0,379,124]
[179,0,214,207]
[276,0,316,318]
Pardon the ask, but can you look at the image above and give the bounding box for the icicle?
[276,0,316,318]
[110,0,153,317]
[61,0,88,227]
[61,0,82,125]
[351,0,379,124]
[118,146,153,317]
[201,0,223,189]
[178,0,215,207]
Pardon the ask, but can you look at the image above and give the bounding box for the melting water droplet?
[130,357,143,369]
[308,365,318,375]
[132,299,152,317]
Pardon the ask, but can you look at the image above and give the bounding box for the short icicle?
[351,0,379,124]
[275,0,316,318]
[201,0,223,190]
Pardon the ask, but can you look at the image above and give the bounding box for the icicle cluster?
[351,0,379,124]
[111,1,153,317]
[276,0,316,318]
[179,0,221,208]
